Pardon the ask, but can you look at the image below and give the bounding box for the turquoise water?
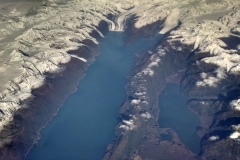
[26,32,162,160]
[158,83,201,154]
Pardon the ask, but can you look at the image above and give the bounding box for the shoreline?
[0,20,110,159]
[25,21,110,158]
[0,1,239,159]
[103,25,200,159]
[22,51,98,159]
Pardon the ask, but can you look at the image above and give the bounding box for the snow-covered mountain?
[0,0,240,159]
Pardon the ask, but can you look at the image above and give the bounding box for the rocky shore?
[0,18,111,159]
[0,0,240,159]
[103,30,196,160]
[103,1,240,159]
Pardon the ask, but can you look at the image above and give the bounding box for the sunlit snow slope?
[0,0,240,159]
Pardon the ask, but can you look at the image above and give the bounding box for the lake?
[26,32,162,160]
[158,83,201,154]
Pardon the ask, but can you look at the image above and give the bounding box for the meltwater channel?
[26,32,162,160]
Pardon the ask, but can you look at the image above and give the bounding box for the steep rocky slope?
[0,0,240,159]
[0,0,119,159]
[103,0,240,159]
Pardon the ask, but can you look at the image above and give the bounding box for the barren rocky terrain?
[0,0,240,159]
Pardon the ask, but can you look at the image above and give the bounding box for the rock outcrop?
[103,0,240,159]
[0,0,240,159]
[0,0,119,159]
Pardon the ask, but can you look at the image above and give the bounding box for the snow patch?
[141,112,152,119]
[209,136,219,141]
[131,99,141,105]
[159,8,180,34]
[230,131,240,139]
[119,119,136,131]
[230,99,240,111]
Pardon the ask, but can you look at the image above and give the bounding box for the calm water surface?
[26,32,162,160]
[158,83,201,154]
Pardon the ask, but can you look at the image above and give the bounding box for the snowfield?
[0,0,240,159]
